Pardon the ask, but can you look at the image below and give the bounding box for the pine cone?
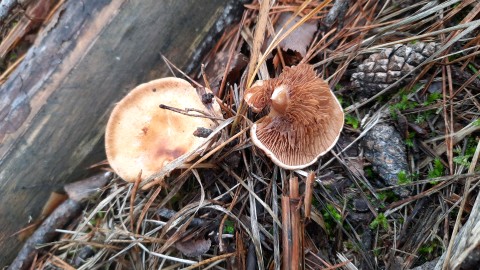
[351,42,439,97]
[361,124,410,197]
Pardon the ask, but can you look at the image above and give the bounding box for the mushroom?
[244,64,344,169]
[105,77,222,183]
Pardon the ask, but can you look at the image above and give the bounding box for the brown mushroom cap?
[245,64,344,169]
[105,77,221,182]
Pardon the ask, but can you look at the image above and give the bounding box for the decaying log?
[0,0,244,266]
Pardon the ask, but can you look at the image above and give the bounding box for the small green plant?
[345,114,360,129]
[465,138,478,156]
[397,170,411,184]
[452,138,477,168]
[424,92,442,105]
[96,211,106,219]
[397,170,418,185]
[377,192,387,201]
[418,239,442,258]
[321,203,343,236]
[8,52,17,62]
[370,213,388,230]
[448,52,461,62]
[311,196,320,208]
[337,95,344,106]
[364,166,374,178]
[389,91,418,119]
[377,190,398,202]
[414,113,427,124]
[428,158,444,182]
[224,220,235,234]
[338,95,352,108]
[405,132,416,148]
[467,64,480,79]
[344,240,355,250]
[473,119,480,127]
[418,244,434,255]
[324,203,342,222]
[453,155,472,167]
[373,247,383,256]
[335,83,342,91]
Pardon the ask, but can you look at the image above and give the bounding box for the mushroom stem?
[270,85,289,115]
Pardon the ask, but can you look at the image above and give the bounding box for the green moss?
[370,213,388,230]
[397,170,411,184]
[428,158,444,183]
[418,238,442,258]
[364,166,374,178]
[397,170,418,185]
[335,83,342,91]
[345,114,360,129]
[389,91,418,119]
[453,155,472,167]
[373,247,383,256]
[473,119,480,127]
[8,52,17,62]
[452,137,477,168]
[324,203,342,222]
[421,92,442,106]
[405,132,416,148]
[322,203,343,235]
[467,64,480,79]
[224,220,235,234]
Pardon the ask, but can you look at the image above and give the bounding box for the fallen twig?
[7,172,112,270]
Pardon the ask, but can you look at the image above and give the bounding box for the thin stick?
[181,252,238,270]
[304,171,315,219]
[281,194,292,270]
[246,0,270,87]
[130,172,142,233]
[159,104,224,121]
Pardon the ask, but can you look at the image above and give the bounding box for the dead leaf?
[275,12,318,57]
[174,238,212,257]
[205,51,248,94]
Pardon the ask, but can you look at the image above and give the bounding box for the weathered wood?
[0,0,242,266]
[7,172,112,270]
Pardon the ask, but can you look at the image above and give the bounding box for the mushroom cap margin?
[105,77,221,182]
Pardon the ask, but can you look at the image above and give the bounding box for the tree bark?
[0,0,242,266]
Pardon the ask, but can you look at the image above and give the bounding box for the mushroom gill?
[247,64,344,169]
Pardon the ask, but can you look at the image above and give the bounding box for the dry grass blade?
[272,168,281,270]
[419,120,480,168]
[442,140,480,269]
[335,253,357,270]
[223,164,282,227]
[181,252,237,270]
[281,193,292,270]
[247,176,265,269]
[246,0,270,87]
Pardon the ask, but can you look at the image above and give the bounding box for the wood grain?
[0,0,238,266]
